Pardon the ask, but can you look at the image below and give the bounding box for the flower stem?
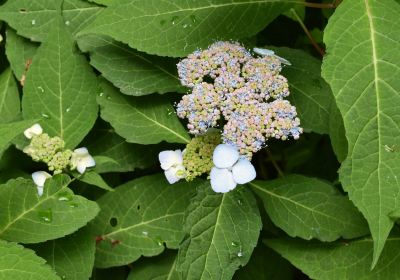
[290,8,325,57]
[266,150,284,177]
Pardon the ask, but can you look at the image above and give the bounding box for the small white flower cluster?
[24,124,95,196]
[210,144,256,193]
[158,144,256,193]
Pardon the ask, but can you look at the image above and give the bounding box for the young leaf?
[250,175,369,241]
[89,174,197,268]
[128,250,180,280]
[82,35,184,95]
[87,131,158,173]
[76,171,114,192]
[266,234,400,280]
[271,47,333,135]
[5,28,38,82]
[0,0,103,42]
[177,184,262,280]
[0,68,20,123]
[98,81,190,144]
[0,240,59,280]
[322,0,400,266]
[79,0,293,57]
[22,18,99,149]
[0,175,99,243]
[30,227,95,280]
[0,119,37,157]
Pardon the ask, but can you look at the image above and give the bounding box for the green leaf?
[177,184,262,280]
[128,250,180,280]
[98,81,190,144]
[271,47,333,135]
[0,175,99,243]
[82,35,184,95]
[30,227,95,280]
[233,244,294,280]
[87,131,158,173]
[266,234,400,280]
[0,0,102,42]
[5,28,38,82]
[322,0,400,266]
[89,174,197,268]
[329,100,347,162]
[0,240,59,280]
[0,68,20,123]
[79,0,293,57]
[0,119,37,157]
[76,171,114,192]
[250,175,369,242]
[22,18,99,149]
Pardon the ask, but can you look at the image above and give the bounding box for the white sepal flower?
[158,149,186,184]
[159,150,183,170]
[210,167,237,193]
[232,158,256,184]
[210,144,257,193]
[32,171,51,196]
[212,144,239,169]
[70,147,95,174]
[24,124,43,139]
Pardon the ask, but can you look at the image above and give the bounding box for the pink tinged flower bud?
[210,167,237,193]
[232,159,256,184]
[212,144,239,168]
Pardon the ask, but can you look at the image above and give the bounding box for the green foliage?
[90,174,197,268]
[0,0,398,278]
[322,0,400,267]
[0,175,99,243]
[177,184,262,280]
[22,18,99,148]
[250,175,368,241]
[0,240,60,280]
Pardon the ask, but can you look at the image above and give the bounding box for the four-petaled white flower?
[24,123,43,139]
[210,144,256,193]
[159,150,186,184]
[32,171,52,196]
[70,147,96,174]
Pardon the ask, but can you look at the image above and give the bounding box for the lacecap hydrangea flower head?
[159,41,303,193]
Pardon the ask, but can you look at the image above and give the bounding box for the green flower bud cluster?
[23,133,72,174]
[183,131,221,181]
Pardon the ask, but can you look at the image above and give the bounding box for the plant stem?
[266,150,284,177]
[291,8,325,57]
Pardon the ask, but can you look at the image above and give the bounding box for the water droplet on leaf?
[65,107,71,113]
[31,19,36,25]
[171,16,179,25]
[190,15,197,24]
[37,86,44,93]
[65,21,70,26]
[38,209,52,223]
[231,241,239,247]
[41,113,50,119]
[142,231,148,236]
[237,250,243,257]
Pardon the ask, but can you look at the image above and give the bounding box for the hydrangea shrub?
[0,0,399,279]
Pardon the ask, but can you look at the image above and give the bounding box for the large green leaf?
[329,99,348,162]
[271,47,333,135]
[0,0,102,42]
[250,175,369,241]
[82,35,184,95]
[0,175,99,243]
[89,174,197,268]
[177,184,262,280]
[0,240,59,280]
[87,131,158,173]
[128,250,180,280]
[0,68,20,123]
[98,81,190,144]
[5,28,38,82]
[322,0,400,266]
[79,0,292,57]
[31,227,95,280]
[266,234,400,280]
[22,18,99,149]
[0,119,37,157]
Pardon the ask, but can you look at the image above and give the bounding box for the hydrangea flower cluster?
[23,124,95,196]
[176,41,302,158]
